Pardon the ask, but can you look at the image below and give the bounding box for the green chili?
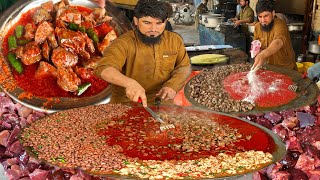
[79,26,86,33]
[77,82,91,96]
[67,22,79,31]
[86,28,99,44]
[15,25,24,38]
[7,52,23,74]
[8,35,17,50]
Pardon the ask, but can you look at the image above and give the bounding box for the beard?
[260,19,275,32]
[136,29,162,45]
[241,5,246,9]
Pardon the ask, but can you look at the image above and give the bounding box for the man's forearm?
[100,67,134,88]
[239,18,251,24]
[259,38,284,59]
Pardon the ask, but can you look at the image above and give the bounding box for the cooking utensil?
[138,98,175,131]
[154,97,162,111]
[288,73,307,92]
[248,24,255,34]
[184,64,319,115]
[201,13,224,28]
[308,41,320,54]
[287,23,304,32]
[302,76,319,95]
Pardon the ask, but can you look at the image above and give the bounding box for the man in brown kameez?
[94,0,191,107]
[251,0,296,70]
[230,0,254,33]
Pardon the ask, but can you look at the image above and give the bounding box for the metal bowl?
[0,0,133,113]
[287,22,304,32]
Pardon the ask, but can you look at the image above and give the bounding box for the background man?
[251,0,296,70]
[94,0,191,107]
[230,0,254,28]
[196,0,209,14]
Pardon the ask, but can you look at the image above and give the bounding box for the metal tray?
[21,104,286,179]
[184,64,319,115]
[0,0,133,113]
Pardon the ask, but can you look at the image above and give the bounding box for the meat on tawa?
[15,42,42,65]
[57,7,82,24]
[32,8,52,24]
[57,67,81,92]
[75,66,94,79]
[51,47,78,68]
[56,28,85,53]
[41,1,54,12]
[24,23,36,40]
[35,21,54,44]
[98,30,117,54]
[47,33,58,48]
[35,61,58,78]
[42,40,51,60]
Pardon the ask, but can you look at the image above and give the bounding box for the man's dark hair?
[245,0,250,4]
[256,0,275,15]
[134,0,169,22]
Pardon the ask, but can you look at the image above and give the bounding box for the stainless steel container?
[200,13,223,27]
[309,41,320,54]
[248,24,255,34]
[287,22,304,32]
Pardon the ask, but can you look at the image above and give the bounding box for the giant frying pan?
[0,0,133,113]
[184,64,319,115]
[20,104,286,179]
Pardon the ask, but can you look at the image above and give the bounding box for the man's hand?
[156,87,176,101]
[234,20,241,27]
[229,17,238,22]
[125,80,147,107]
[251,52,266,71]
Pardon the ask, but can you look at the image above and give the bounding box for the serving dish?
[20,103,286,179]
[0,0,133,113]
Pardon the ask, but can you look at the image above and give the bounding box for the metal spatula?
[288,73,307,92]
[138,98,175,131]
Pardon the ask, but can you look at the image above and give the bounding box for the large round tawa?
[20,104,286,179]
[0,0,133,113]
[184,64,319,115]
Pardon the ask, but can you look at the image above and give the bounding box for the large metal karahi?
[21,104,286,179]
[184,64,319,115]
[0,0,133,113]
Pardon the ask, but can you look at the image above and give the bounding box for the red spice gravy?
[98,107,276,161]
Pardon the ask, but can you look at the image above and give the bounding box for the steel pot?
[248,24,255,34]
[202,15,224,28]
[287,23,304,32]
[200,13,222,26]
[309,41,320,54]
